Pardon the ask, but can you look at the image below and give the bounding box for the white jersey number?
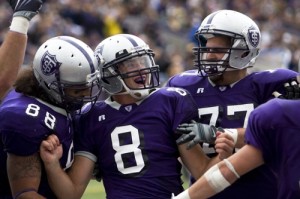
[111,125,145,175]
[198,103,254,153]
[25,103,56,130]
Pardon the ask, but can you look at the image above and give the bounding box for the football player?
[40,34,235,199]
[173,95,300,199]
[0,0,43,100]
[166,9,299,199]
[0,36,101,198]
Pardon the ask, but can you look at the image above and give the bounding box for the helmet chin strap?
[114,80,151,100]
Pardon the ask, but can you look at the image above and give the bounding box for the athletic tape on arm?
[223,159,240,178]
[204,164,230,193]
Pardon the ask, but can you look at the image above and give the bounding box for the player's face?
[204,36,233,84]
[118,55,152,89]
[204,36,231,61]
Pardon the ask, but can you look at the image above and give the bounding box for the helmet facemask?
[193,10,261,77]
[194,32,250,77]
[62,71,101,113]
[102,50,160,99]
[40,70,101,113]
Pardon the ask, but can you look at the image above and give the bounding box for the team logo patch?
[124,105,132,112]
[247,26,260,48]
[41,51,62,75]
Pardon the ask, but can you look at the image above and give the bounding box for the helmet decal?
[41,51,61,76]
[247,26,260,48]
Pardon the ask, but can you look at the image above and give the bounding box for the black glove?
[176,120,217,149]
[272,77,300,99]
[8,0,44,21]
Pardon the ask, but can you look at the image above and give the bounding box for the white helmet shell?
[195,10,261,74]
[95,34,160,99]
[33,36,99,109]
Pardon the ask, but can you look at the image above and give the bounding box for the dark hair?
[14,66,53,104]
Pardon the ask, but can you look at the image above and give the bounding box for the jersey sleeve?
[163,87,199,131]
[245,99,281,162]
[0,108,47,156]
[73,112,97,162]
[252,68,298,102]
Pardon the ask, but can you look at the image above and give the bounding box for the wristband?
[223,128,238,145]
[172,189,191,199]
[9,17,29,34]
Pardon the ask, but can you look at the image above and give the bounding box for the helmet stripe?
[60,37,95,73]
[123,35,138,47]
[206,10,221,25]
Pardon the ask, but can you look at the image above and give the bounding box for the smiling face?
[117,55,153,90]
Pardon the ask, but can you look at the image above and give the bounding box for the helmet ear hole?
[241,51,250,58]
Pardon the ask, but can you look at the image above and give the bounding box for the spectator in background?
[1,0,300,85]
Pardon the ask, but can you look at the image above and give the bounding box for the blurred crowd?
[1,0,300,83]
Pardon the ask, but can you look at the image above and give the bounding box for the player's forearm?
[0,31,27,99]
[44,162,81,199]
[174,160,239,199]
[235,128,245,148]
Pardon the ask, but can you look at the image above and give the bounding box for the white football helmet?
[95,34,160,99]
[33,36,101,112]
[194,10,261,76]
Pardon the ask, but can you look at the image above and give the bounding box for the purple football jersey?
[166,68,298,199]
[0,90,74,199]
[245,98,300,199]
[74,87,198,199]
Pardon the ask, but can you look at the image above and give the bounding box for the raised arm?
[0,0,43,99]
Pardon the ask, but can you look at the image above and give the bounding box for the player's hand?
[272,76,300,99]
[176,120,217,149]
[39,134,63,165]
[215,131,235,160]
[8,0,44,21]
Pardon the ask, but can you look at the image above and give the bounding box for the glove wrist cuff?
[10,16,29,34]
[13,11,36,21]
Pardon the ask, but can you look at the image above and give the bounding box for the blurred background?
[1,0,300,85]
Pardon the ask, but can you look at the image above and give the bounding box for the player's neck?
[112,94,139,105]
[211,69,248,86]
